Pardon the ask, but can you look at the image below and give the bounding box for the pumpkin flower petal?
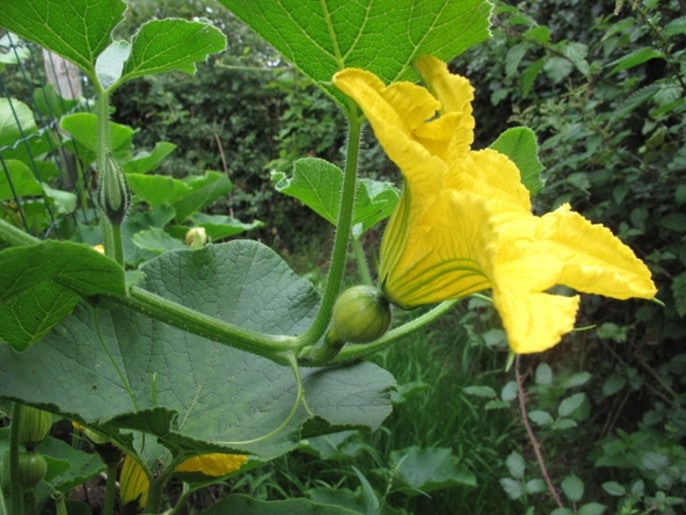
[175,452,248,477]
[333,55,657,354]
[120,455,150,511]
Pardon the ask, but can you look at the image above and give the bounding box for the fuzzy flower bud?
[97,154,129,224]
[184,227,208,249]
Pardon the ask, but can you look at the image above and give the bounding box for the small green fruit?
[17,452,47,489]
[332,285,391,343]
[17,406,52,449]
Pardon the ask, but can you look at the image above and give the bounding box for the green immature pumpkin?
[17,452,47,489]
[332,285,391,343]
[17,406,52,449]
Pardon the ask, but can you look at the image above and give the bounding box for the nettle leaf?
[0,0,126,76]
[120,19,227,83]
[0,241,395,459]
[490,127,544,196]
[218,0,492,104]
[0,241,126,350]
[390,446,476,494]
[272,158,398,235]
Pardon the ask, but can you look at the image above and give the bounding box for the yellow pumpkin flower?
[119,452,247,512]
[175,452,248,476]
[120,455,149,512]
[333,56,657,354]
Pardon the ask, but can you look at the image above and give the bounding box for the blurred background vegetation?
[2,0,684,513]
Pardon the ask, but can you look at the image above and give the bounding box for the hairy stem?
[298,108,362,347]
[326,300,458,365]
[124,286,296,364]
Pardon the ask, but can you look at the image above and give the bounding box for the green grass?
[230,304,525,514]
[366,310,522,513]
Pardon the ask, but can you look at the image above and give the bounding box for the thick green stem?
[95,90,125,265]
[298,108,362,346]
[111,223,124,266]
[103,462,117,515]
[329,300,458,365]
[146,456,184,513]
[9,403,23,515]
[124,286,296,363]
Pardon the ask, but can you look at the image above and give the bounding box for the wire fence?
[1,30,96,240]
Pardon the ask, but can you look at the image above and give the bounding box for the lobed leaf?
[272,157,398,234]
[218,0,492,105]
[0,241,395,459]
[120,19,227,84]
[0,0,126,76]
[0,241,126,350]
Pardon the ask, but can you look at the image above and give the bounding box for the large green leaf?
[218,0,492,103]
[0,240,126,350]
[0,281,81,351]
[120,19,227,83]
[272,157,398,235]
[0,0,126,75]
[0,241,395,459]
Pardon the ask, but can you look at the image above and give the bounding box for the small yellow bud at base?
[185,227,208,249]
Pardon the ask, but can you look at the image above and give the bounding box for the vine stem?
[298,107,362,347]
[515,355,564,509]
[95,88,125,266]
[103,461,117,515]
[328,300,458,365]
[146,455,185,514]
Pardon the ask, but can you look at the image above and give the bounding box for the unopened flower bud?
[97,154,129,224]
[185,227,208,248]
[332,285,391,343]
